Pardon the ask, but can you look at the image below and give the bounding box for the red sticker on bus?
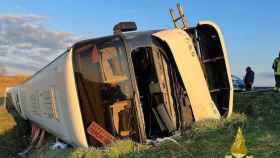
[87,121,117,146]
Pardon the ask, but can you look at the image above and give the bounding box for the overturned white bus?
[6,19,233,147]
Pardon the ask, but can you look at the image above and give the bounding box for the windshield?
[73,36,134,145]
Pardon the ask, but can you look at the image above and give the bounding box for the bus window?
[74,36,134,146]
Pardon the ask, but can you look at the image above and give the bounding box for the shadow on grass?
[0,110,30,158]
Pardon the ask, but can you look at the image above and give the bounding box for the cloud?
[0,14,79,75]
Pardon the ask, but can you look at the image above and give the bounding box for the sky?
[0,0,279,86]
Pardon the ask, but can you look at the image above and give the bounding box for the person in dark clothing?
[244,67,254,91]
[272,52,280,91]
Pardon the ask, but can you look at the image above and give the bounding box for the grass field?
[0,75,29,106]
[1,91,280,158]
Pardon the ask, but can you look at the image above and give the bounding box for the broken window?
[73,37,135,146]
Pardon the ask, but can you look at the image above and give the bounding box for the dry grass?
[0,75,29,95]
[0,75,29,106]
